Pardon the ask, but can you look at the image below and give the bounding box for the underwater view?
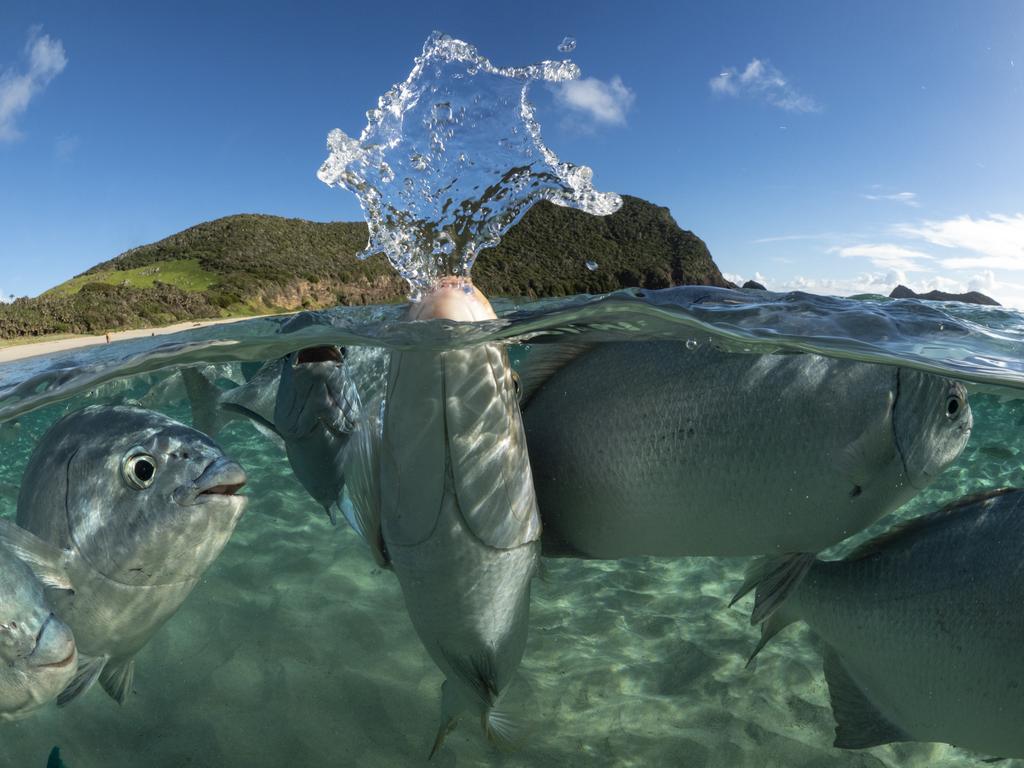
[2,5,1024,768]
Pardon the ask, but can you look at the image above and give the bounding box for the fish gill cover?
[316,31,622,298]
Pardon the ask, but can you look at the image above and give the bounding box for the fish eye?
[945,394,963,420]
[122,451,157,490]
[511,371,522,400]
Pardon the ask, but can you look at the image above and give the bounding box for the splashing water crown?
[317,31,621,299]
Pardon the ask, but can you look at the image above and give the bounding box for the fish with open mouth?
[6,405,247,706]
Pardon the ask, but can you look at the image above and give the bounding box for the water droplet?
[432,102,453,122]
[409,153,429,171]
[685,338,699,350]
[558,36,576,53]
[585,260,598,272]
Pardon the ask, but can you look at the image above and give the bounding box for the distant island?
[889,284,1000,306]
[0,196,731,339]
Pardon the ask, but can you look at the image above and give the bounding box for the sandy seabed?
[0,390,1021,768]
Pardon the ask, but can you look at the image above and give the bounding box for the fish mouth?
[179,457,248,505]
[36,649,76,670]
[295,346,344,365]
[30,615,76,669]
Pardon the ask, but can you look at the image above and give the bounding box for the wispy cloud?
[863,191,920,207]
[0,26,67,142]
[54,132,79,161]
[835,243,933,272]
[897,213,1024,270]
[752,231,849,244]
[709,59,820,113]
[554,76,635,125]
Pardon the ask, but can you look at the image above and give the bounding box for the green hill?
[0,195,731,339]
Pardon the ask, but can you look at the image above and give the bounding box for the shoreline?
[0,314,280,364]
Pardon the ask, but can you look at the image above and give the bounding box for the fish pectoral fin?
[836,406,896,486]
[0,518,73,592]
[341,407,389,568]
[483,701,528,752]
[98,657,135,705]
[730,552,816,626]
[324,503,338,527]
[57,654,108,707]
[823,647,910,749]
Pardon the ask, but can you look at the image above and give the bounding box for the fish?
[746,488,1024,758]
[0,528,77,721]
[184,346,361,525]
[348,278,541,756]
[9,405,247,706]
[520,341,971,613]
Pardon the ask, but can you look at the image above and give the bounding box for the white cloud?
[554,76,634,125]
[709,58,820,113]
[835,243,934,272]
[0,26,67,142]
[863,191,920,207]
[897,213,1024,270]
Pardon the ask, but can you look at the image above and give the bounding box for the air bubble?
[558,37,576,53]
[585,260,598,272]
[685,339,699,350]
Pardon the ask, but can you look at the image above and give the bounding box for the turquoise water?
[0,286,1022,767]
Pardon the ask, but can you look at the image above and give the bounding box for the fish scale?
[763,490,1024,756]
[523,340,970,558]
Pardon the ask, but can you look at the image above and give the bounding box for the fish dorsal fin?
[0,518,73,591]
[220,360,284,437]
[180,367,228,437]
[847,487,1021,561]
[445,344,541,550]
[99,657,135,704]
[823,647,910,749]
[57,654,108,706]
[516,341,595,407]
[341,406,389,568]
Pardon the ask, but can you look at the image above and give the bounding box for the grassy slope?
[0,195,731,339]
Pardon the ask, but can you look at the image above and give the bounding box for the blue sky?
[1,1,1022,306]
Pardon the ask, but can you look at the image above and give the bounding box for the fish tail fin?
[341,406,388,567]
[181,367,226,436]
[98,657,135,704]
[57,654,107,706]
[0,518,73,592]
[730,552,816,625]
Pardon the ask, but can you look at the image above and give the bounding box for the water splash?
[317,31,621,298]
[558,37,577,53]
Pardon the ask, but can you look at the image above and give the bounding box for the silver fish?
[350,280,541,755]
[0,529,77,720]
[522,341,971,565]
[747,488,1024,758]
[185,346,360,525]
[11,405,247,705]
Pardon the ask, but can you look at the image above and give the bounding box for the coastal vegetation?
[0,196,730,339]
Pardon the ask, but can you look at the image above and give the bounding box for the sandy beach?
[0,315,278,365]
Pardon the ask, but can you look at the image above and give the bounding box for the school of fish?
[6,280,1022,763]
